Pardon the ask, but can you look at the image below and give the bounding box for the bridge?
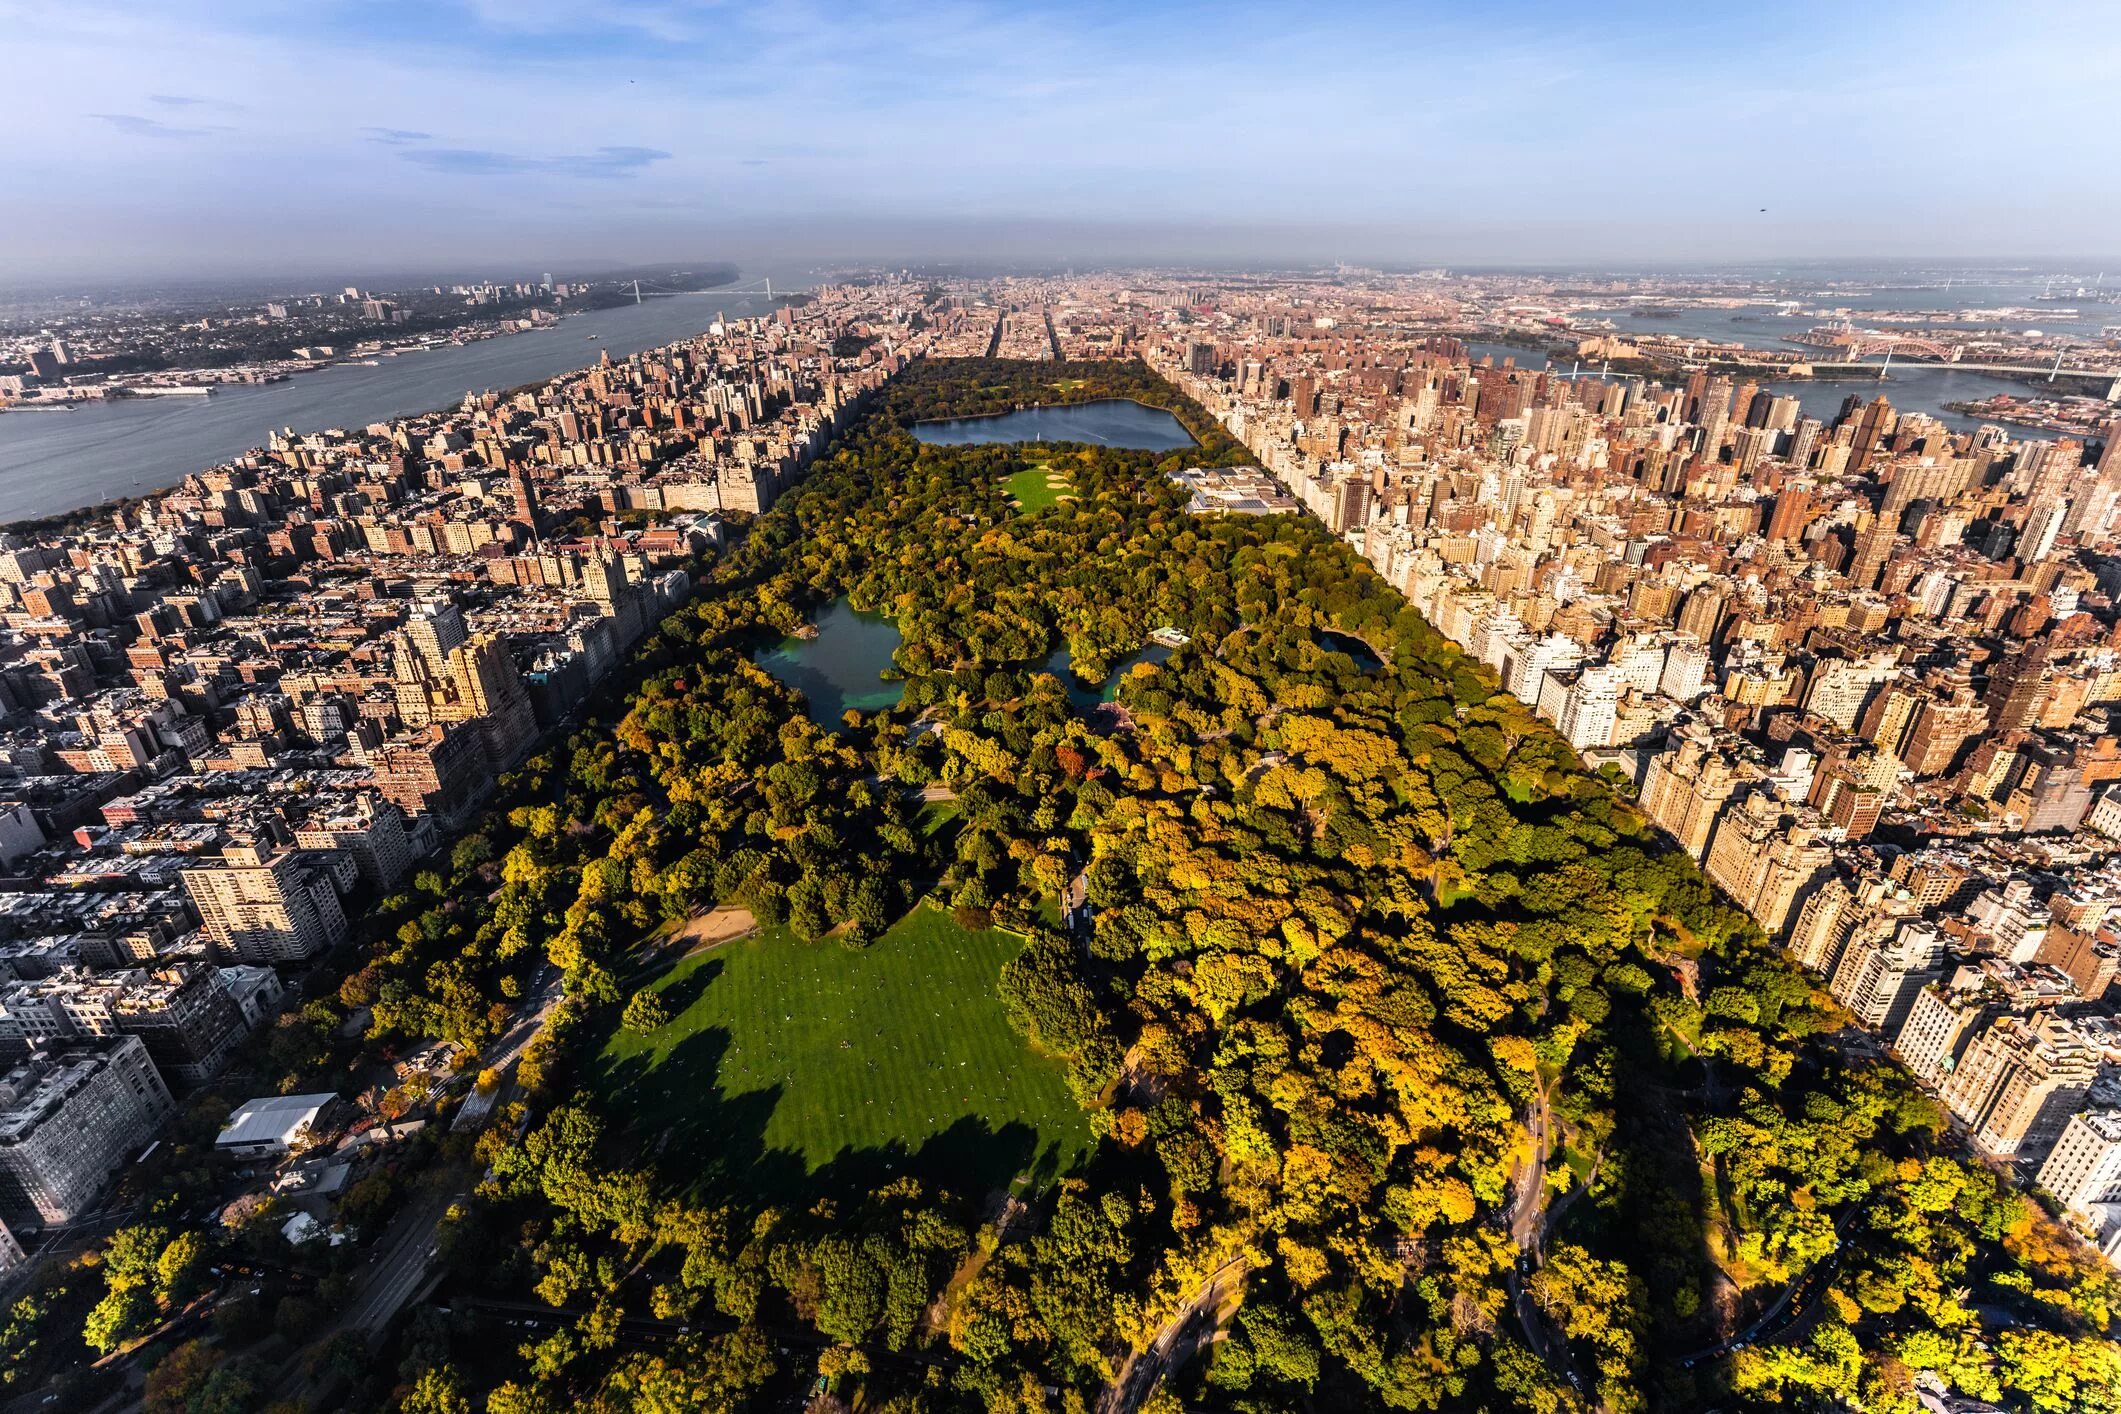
[627,275,782,303]
[1841,333,1957,361]
[1691,351,2119,388]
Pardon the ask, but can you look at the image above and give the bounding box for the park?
[597,900,1093,1200]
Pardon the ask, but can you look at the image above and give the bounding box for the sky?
[3,0,2118,281]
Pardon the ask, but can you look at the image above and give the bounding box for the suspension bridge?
[626,276,781,303]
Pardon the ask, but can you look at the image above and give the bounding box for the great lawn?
[599,901,1092,1200]
[1002,461,1072,512]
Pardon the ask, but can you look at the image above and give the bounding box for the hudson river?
[0,286,788,524]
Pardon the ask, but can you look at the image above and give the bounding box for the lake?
[1038,643,1173,711]
[0,283,795,524]
[1317,630,1384,671]
[753,599,905,727]
[912,399,1197,450]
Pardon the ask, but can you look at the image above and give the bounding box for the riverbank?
[0,285,794,525]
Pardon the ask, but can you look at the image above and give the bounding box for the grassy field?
[1003,462,1072,512]
[599,902,1092,1200]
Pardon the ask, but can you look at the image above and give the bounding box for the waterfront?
[912,399,1196,450]
[0,286,790,523]
[753,599,906,727]
[1581,278,2121,349]
[1464,340,2065,436]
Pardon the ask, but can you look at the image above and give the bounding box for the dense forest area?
[108,359,2112,1413]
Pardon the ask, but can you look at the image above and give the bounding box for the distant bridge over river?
[1688,351,2118,391]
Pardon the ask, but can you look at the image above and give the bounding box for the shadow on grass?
[654,957,719,1017]
[598,1006,1074,1212]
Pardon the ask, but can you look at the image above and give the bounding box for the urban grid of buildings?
[1086,271,2121,1272]
[2,266,2120,1292]
[0,282,940,1260]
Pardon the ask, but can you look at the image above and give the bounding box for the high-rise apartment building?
[0,1038,173,1224]
[1640,726,1744,860]
[1893,980,1995,1085]
[1831,921,1948,1034]
[181,844,348,965]
[292,795,415,892]
[1789,875,1854,973]
[373,724,492,830]
[1766,486,1813,544]
[0,965,248,1086]
[2038,1110,2121,1214]
[1558,665,1623,751]
[1902,691,1989,777]
[1985,642,2053,732]
[1658,636,1712,702]
[403,599,469,674]
[2032,926,2120,1002]
[444,633,539,772]
[1938,1012,2098,1159]
[1704,792,1831,935]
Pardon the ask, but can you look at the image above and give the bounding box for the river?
[1580,276,2120,349]
[1463,341,2065,436]
[0,283,793,523]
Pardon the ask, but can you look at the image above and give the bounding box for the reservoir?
[753,599,905,727]
[912,399,1196,450]
[0,285,791,525]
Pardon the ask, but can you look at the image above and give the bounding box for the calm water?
[0,285,793,523]
[1583,287,2119,350]
[753,599,905,727]
[913,399,1196,450]
[1317,630,1384,671]
[1038,644,1173,710]
[1464,340,2065,435]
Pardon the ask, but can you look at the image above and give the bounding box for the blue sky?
[3,0,2117,277]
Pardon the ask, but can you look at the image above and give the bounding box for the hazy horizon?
[4,0,2119,280]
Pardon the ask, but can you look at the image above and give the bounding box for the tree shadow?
[596,978,1084,1215]
[653,956,720,1017]
[597,1021,811,1203]
[803,1116,1047,1211]
[1573,988,1734,1405]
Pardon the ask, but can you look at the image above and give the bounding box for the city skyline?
[2,4,2120,1405]
[5,0,2120,277]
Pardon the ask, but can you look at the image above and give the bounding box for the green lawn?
[1003,463,1071,512]
[599,902,1092,1200]
[918,797,961,837]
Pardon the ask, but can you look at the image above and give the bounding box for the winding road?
[1097,1258,1247,1414]
[1503,1085,1590,1398]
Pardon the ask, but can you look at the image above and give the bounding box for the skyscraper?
[1766,486,1813,545]
[1939,1013,2098,1159]
[1847,396,1895,475]
[181,843,349,965]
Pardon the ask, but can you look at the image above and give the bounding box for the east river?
[1462,342,2056,437]
[0,285,791,523]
